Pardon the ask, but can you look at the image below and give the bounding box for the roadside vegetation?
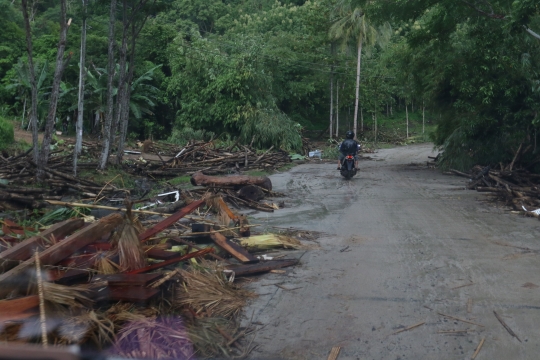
[0,0,538,173]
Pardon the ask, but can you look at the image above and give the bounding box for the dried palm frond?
[93,250,120,275]
[112,201,147,272]
[237,234,305,250]
[57,310,115,347]
[25,277,93,308]
[175,261,256,319]
[42,282,93,308]
[112,316,193,360]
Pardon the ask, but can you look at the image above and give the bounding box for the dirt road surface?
[246,144,540,360]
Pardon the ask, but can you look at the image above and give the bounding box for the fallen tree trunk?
[191,172,272,191]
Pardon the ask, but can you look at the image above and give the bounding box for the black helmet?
[345,130,355,139]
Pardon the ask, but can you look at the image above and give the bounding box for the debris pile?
[448,165,540,217]
[0,147,126,210]
[0,190,306,359]
[129,140,292,177]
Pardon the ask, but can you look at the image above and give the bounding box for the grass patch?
[79,167,137,188]
[3,138,32,155]
[167,176,191,186]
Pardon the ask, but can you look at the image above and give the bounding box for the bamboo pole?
[35,250,47,348]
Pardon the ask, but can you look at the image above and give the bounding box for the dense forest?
[0,0,539,171]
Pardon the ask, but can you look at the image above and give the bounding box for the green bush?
[0,116,14,150]
[167,127,214,146]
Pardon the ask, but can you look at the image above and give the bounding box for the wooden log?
[210,232,259,264]
[0,213,123,290]
[0,295,39,322]
[138,199,205,242]
[225,259,298,276]
[0,219,85,269]
[191,171,272,191]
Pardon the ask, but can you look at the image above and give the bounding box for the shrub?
[0,116,14,150]
[167,127,214,146]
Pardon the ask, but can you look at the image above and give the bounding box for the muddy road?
[246,144,540,360]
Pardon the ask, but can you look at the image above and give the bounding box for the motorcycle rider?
[337,130,360,170]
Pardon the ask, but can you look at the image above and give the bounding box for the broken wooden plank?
[225,259,299,277]
[49,269,90,285]
[327,346,341,360]
[493,311,521,342]
[391,321,425,335]
[0,213,123,291]
[123,247,214,275]
[0,218,85,272]
[210,232,259,264]
[437,312,484,327]
[138,199,205,242]
[145,248,180,260]
[471,338,485,359]
[0,295,39,322]
[109,286,159,302]
[92,273,162,287]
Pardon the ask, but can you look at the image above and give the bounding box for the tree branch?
[525,26,540,41]
[461,0,506,19]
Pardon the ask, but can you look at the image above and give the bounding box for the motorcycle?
[340,154,357,179]
[337,143,360,179]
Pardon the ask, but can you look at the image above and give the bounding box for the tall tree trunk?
[374,111,377,147]
[353,37,363,139]
[38,0,70,180]
[74,0,88,176]
[111,0,129,153]
[99,0,118,170]
[406,103,409,139]
[422,101,425,135]
[329,68,333,139]
[21,0,39,164]
[360,107,363,133]
[117,4,152,163]
[335,80,339,138]
[21,97,27,129]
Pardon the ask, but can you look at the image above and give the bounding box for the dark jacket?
[339,139,359,155]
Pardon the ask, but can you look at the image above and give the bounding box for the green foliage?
[167,127,213,145]
[240,108,302,151]
[0,116,14,150]
[38,207,91,226]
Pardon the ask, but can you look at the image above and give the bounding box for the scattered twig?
[391,321,425,335]
[493,311,521,342]
[339,246,350,253]
[437,312,484,327]
[452,282,475,290]
[471,337,485,359]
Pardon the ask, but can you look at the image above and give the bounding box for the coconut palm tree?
[329,3,378,137]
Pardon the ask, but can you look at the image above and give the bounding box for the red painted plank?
[138,199,205,242]
[0,218,85,263]
[0,213,123,290]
